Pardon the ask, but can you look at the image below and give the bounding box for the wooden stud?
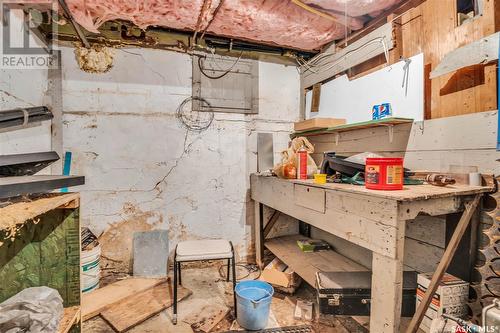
[310,83,321,113]
[388,14,403,64]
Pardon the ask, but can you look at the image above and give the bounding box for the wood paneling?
[399,0,498,118]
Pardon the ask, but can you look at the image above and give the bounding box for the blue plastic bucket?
[235,280,274,330]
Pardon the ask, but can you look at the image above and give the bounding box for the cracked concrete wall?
[60,47,299,273]
[0,68,51,156]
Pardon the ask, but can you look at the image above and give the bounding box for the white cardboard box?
[417,272,469,310]
[416,273,469,333]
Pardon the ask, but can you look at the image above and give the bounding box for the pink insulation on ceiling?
[306,0,402,17]
[61,0,403,50]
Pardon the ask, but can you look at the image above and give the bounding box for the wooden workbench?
[251,174,493,333]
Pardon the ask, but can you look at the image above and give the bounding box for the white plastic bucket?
[81,245,101,293]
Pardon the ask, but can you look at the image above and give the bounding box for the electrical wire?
[197,51,243,79]
[218,262,261,281]
[297,13,405,73]
[176,96,214,131]
[300,36,389,74]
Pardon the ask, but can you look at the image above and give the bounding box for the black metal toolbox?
[316,271,418,316]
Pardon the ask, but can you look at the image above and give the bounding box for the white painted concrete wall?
[0,68,51,155]
[305,53,424,123]
[0,10,53,157]
[60,47,299,271]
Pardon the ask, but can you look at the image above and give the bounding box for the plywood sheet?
[101,282,192,332]
[81,277,166,320]
[0,193,79,242]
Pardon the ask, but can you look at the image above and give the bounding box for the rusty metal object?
[425,173,456,187]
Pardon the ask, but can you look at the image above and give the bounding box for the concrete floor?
[82,266,366,333]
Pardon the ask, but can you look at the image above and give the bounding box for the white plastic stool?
[172,239,236,324]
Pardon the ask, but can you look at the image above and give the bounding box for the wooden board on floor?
[82,277,166,321]
[101,281,192,332]
[265,235,368,287]
[58,306,81,333]
[193,307,230,333]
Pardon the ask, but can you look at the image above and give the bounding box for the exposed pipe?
[58,0,90,48]
[0,106,53,130]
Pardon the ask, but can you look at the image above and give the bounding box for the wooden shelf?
[58,306,81,333]
[264,235,368,287]
[0,193,80,242]
[292,117,414,137]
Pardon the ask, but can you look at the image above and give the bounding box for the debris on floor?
[189,307,230,332]
[81,266,367,333]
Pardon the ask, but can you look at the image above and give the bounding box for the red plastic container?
[365,158,403,190]
[297,150,308,180]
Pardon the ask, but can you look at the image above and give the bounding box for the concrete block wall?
[60,47,300,272]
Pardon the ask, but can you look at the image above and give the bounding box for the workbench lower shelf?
[264,235,369,287]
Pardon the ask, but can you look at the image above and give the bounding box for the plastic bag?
[273,137,318,179]
[0,287,64,333]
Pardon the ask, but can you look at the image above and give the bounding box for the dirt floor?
[82,265,368,333]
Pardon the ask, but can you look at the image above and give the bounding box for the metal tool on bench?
[425,173,456,187]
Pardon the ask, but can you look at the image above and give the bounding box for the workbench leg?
[254,201,264,269]
[370,253,404,333]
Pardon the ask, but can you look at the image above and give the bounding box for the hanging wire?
[218,262,261,281]
[197,51,243,79]
[298,4,402,74]
[176,96,214,131]
[299,36,389,74]
[344,0,348,47]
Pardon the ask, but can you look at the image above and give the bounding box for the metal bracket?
[381,124,394,143]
